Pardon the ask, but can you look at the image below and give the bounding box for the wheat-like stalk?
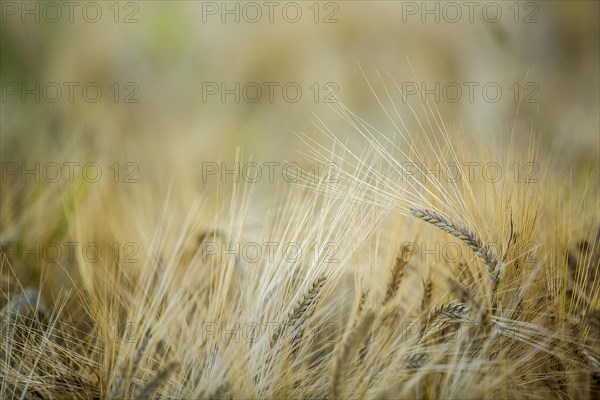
[421,278,432,314]
[582,311,600,378]
[271,275,327,349]
[405,353,428,370]
[448,279,492,340]
[134,361,179,399]
[410,208,502,286]
[109,328,152,400]
[384,254,410,304]
[420,302,470,342]
[356,288,368,321]
[330,310,376,400]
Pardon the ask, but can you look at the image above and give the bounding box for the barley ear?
[271,274,327,350]
[448,279,491,339]
[410,208,507,306]
[135,361,179,399]
[330,310,376,400]
[383,252,410,304]
[109,328,152,400]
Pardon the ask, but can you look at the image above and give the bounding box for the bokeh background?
[1,0,599,215]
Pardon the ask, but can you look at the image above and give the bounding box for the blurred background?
[1,0,598,212]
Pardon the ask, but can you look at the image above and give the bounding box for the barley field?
[1,1,599,399]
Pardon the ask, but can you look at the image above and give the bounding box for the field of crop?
[1,1,598,399]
